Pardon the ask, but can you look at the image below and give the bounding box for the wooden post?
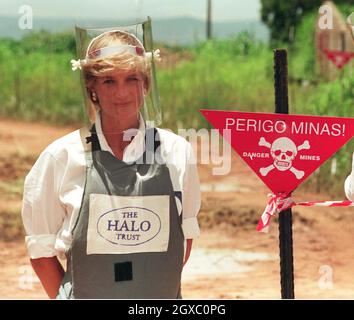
[207,0,212,40]
[274,49,295,299]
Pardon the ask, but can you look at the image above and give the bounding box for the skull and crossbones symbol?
[258,137,310,179]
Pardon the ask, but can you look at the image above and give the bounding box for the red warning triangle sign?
[201,110,354,194]
[323,48,354,69]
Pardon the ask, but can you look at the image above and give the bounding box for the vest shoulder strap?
[79,126,92,152]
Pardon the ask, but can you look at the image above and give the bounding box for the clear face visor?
[73,18,161,134]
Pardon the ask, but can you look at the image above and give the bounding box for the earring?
[91,92,98,102]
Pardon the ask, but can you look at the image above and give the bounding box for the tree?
[261,0,354,44]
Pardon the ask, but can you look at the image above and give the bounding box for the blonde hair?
[82,30,151,121]
[83,30,151,88]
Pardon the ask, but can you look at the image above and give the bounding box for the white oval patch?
[97,207,162,246]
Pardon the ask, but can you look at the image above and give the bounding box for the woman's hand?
[183,239,193,267]
[30,256,65,299]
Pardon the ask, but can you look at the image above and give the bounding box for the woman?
[21,28,201,299]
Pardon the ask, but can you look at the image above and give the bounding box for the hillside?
[0,15,269,44]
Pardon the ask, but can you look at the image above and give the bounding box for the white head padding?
[70,29,160,71]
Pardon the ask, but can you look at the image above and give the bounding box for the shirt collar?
[94,110,146,162]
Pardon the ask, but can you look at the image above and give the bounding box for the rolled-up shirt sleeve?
[345,153,354,201]
[21,152,66,259]
[182,142,201,239]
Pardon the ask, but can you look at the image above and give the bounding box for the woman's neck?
[100,114,140,159]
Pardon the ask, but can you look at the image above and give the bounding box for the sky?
[0,0,262,22]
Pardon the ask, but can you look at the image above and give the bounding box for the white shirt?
[21,113,201,259]
[345,152,354,201]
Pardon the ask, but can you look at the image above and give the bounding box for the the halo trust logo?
[96,206,162,246]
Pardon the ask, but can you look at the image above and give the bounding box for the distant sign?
[201,110,354,194]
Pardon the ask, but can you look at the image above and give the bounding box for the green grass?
[158,33,275,130]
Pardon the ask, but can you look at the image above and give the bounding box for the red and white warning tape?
[257,193,354,233]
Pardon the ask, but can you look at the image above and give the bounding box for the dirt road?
[1,116,354,299]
